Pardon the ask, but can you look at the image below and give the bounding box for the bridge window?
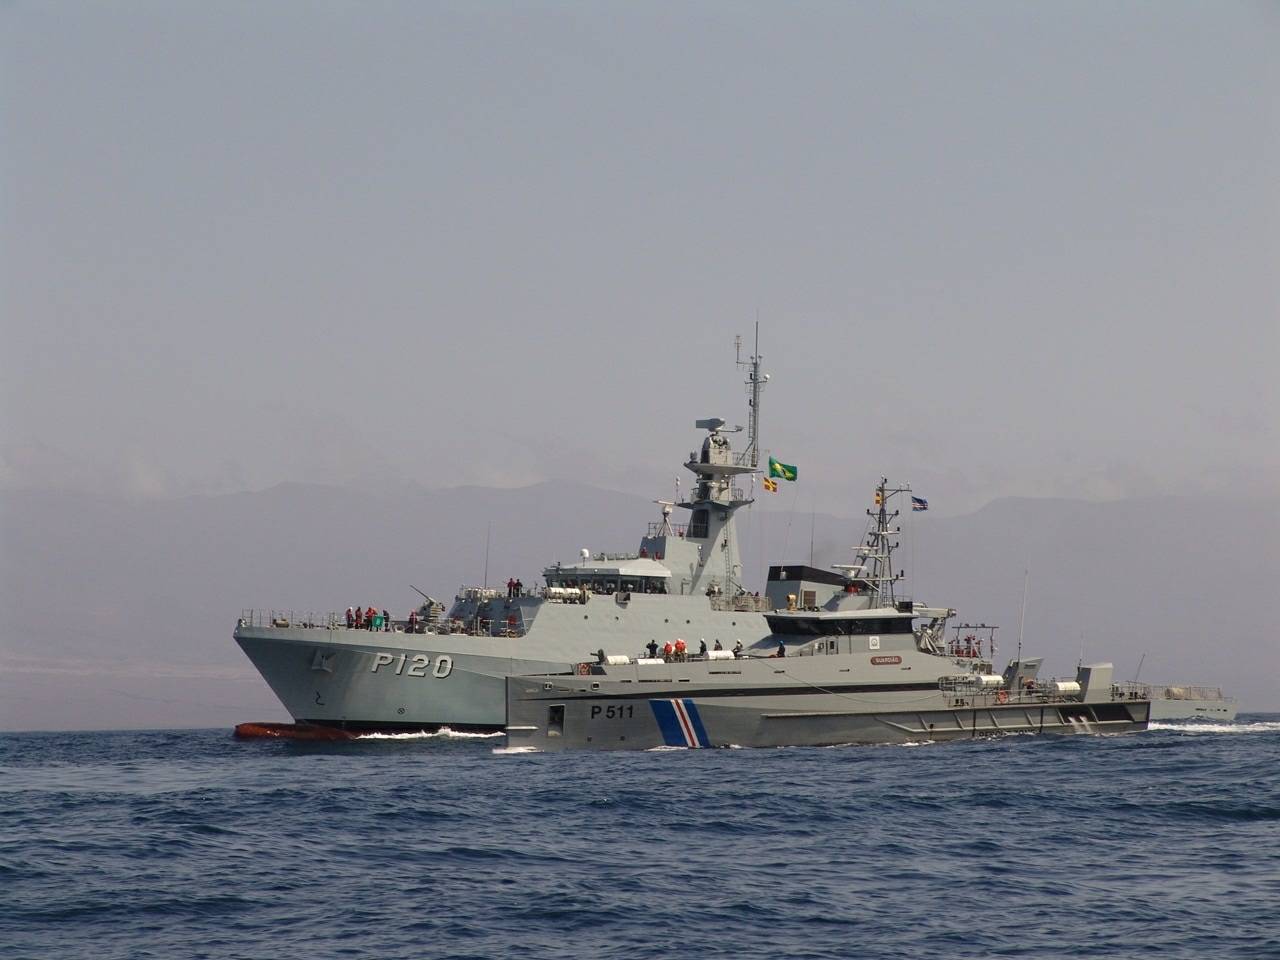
[689,509,709,539]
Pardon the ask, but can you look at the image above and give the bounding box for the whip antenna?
[1016,568,1029,663]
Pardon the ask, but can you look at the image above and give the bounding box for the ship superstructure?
[235,337,781,731]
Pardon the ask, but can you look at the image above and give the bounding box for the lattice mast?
[858,477,911,607]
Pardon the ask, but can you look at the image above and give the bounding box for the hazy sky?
[4,1,1276,516]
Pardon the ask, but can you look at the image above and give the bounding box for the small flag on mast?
[911,496,928,512]
[763,477,778,493]
[767,456,798,482]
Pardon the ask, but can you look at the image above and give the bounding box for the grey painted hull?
[505,656,1151,751]
[1148,697,1239,722]
[235,595,771,729]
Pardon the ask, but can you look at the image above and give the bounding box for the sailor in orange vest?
[662,641,674,661]
[674,638,687,662]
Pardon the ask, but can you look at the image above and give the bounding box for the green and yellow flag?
[767,456,798,482]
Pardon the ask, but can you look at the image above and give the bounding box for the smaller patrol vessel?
[504,480,1152,751]
[1141,684,1238,722]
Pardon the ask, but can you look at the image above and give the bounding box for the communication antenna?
[1133,651,1147,683]
[1016,568,1029,663]
[483,520,492,589]
[735,322,767,469]
[809,505,816,567]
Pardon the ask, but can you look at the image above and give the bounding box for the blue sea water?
[2,719,1279,960]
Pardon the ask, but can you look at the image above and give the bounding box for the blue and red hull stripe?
[651,698,712,748]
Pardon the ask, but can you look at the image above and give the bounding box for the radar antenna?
[653,499,676,536]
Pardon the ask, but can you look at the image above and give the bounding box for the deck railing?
[647,521,689,537]
[1114,682,1227,701]
[238,609,341,629]
[237,608,527,638]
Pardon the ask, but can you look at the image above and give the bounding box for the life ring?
[576,662,591,676]
[996,690,1009,704]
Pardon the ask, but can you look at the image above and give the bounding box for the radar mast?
[854,477,912,607]
[735,322,766,469]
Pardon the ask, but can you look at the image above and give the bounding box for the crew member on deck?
[775,640,786,658]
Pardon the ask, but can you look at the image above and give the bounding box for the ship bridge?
[543,556,672,595]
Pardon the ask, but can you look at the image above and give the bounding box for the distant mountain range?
[2,481,1275,731]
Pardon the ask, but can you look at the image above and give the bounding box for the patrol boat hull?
[1147,689,1238,722]
[505,655,1151,752]
[234,595,772,730]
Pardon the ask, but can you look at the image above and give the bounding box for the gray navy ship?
[236,340,782,731]
[504,478,1152,751]
[235,335,1197,742]
[1141,684,1237,721]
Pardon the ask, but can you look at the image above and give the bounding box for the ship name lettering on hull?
[369,652,454,679]
[590,705,635,720]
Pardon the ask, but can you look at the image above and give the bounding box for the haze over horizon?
[3,2,1276,519]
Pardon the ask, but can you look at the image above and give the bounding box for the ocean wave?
[1149,720,1280,735]
[356,727,503,740]
[5,723,1280,960]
